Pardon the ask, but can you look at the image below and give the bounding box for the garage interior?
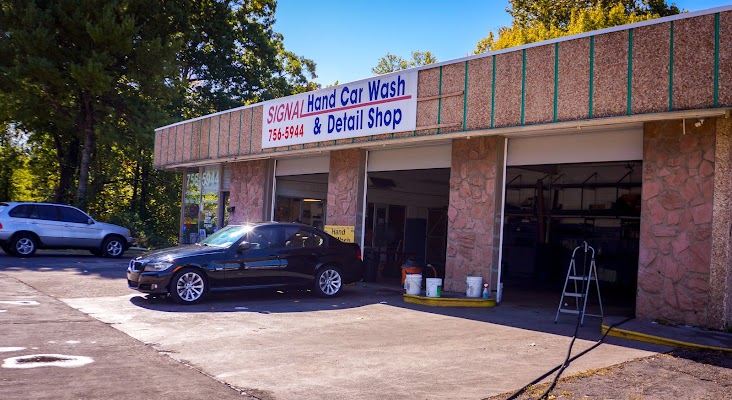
[274,173,328,230]
[501,160,642,312]
[364,168,450,284]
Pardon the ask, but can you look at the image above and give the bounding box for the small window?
[312,232,325,247]
[59,207,89,224]
[29,205,58,221]
[249,226,283,249]
[9,204,32,218]
[285,228,313,248]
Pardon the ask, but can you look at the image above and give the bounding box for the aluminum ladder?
[554,242,604,326]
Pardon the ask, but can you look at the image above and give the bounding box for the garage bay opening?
[501,161,642,314]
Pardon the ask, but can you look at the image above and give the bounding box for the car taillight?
[356,245,362,260]
[0,222,3,229]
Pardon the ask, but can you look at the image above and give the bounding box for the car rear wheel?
[102,236,125,258]
[170,268,207,304]
[12,234,37,257]
[314,266,343,297]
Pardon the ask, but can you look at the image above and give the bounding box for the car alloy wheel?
[103,237,124,258]
[13,235,36,257]
[316,267,342,297]
[174,271,206,303]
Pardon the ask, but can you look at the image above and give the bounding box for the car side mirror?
[238,241,250,252]
[87,218,94,225]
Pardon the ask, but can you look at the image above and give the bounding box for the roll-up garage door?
[506,125,643,166]
[367,144,452,172]
[275,155,330,176]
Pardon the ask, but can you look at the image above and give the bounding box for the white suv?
[0,202,133,257]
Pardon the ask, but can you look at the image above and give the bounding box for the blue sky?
[274,0,731,86]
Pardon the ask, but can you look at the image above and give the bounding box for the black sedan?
[127,222,363,304]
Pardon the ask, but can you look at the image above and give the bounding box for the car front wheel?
[102,236,125,258]
[12,234,37,257]
[170,268,207,304]
[314,266,343,297]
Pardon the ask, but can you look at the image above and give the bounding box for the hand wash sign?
[262,70,417,148]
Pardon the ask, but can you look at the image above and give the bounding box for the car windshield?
[199,225,253,248]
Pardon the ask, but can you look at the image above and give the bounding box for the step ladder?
[554,242,604,326]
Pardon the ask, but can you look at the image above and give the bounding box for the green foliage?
[0,0,317,249]
[371,51,438,75]
[475,0,681,53]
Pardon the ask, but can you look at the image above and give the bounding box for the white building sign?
[262,71,417,148]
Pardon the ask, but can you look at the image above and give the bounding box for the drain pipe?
[496,138,509,303]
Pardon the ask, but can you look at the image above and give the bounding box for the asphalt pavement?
[0,250,678,400]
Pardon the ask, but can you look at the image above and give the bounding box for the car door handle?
[267,256,279,260]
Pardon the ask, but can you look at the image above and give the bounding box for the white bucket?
[404,274,422,295]
[466,276,483,298]
[425,278,442,298]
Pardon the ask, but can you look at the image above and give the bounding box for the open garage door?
[274,155,330,229]
[364,144,451,284]
[502,126,642,313]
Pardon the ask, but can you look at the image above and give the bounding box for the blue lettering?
[368,107,403,130]
[307,89,337,113]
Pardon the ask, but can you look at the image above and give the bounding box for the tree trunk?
[76,92,94,209]
[52,132,79,204]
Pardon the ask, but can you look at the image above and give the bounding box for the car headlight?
[144,262,174,272]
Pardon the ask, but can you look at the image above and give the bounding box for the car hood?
[96,222,130,234]
[138,244,225,262]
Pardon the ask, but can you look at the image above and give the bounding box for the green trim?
[520,49,526,125]
[669,21,674,111]
[250,108,254,154]
[199,120,203,160]
[553,43,559,122]
[216,116,221,158]
[437,66,443,134]
[490,55,496,128]
[165,128,171,165]
[207,118,212,159]
[589,36,594,118]
[627,28,633,115]
[173,125,178,163]
[237,111,242,155]
[714,13,720,107]
[227,112,232,155]
[463,61,469,131]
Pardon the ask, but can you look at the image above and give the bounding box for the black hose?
[505,315,634,399]
[506,241,632,400]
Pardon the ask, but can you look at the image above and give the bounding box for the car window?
[29,205,58,221]
[58,207,89,224]
[284,228,313,248]
[249,226,284,249]
[312,232,325,247]
[8,204,32,218]
[200,225,251,247]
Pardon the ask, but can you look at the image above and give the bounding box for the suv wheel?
[314,265,343,297]
[102,236,125,258]
[170,268,207,304]
[12,234,37,257]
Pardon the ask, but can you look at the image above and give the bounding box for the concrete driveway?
[0,251,669,399]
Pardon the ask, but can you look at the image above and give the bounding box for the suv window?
[9,204,33,218]
[59,207,89,224]
[29,205,59,221]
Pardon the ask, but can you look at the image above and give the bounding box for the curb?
[403,294,497,307]
[601,322,732,353]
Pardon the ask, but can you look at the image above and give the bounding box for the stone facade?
[710,117,732,329]
[228,160,271,224]
[445,137,504,293]
[326,149,367,245]
[638,119,716,326]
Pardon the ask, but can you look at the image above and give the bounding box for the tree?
[475,0,681,53]
[371,51,438,75]
[0,0,318,248]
